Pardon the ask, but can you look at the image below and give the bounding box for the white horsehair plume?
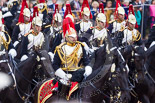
[0,72,12,91]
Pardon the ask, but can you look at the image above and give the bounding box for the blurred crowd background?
[0,0,155,39]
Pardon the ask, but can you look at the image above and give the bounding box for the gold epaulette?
[132,30,141,42]
[95,26,102,30]
[119,26,125,32]
[24,30,33,37]
[54,42,66,54]
[1,31,11,50]
[76,21,81,24]
[16,22,21,25]
[2,30,8,34]
[45,25,51,28]
[59,30,63,33]
[136,30,141,40]
[109,19,115,24]
[24,32,30,37]
[72,13,75,18]
[90,27,94,29]
[76,41,85,47]
[54,41,85,54]
[38,3,48,13]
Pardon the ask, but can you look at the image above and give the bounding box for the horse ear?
[131,45,136,52]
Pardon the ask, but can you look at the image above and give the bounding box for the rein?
[8,54,38,101]
[0,54,17,87]
[144,63,155,85]
[89,81,110,99]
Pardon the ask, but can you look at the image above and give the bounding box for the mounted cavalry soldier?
[12,0,31,48]
[37,17,92,102]
[75,0,93,37]
[45,4,62,36]
[20,16,44,61]
[48,4,74,57]
[36,0,48,27]
[0,19,17,59]
[52,17,92,86]
[63,3,75,23]
[108,1,126,37]
[116,14,142,47]
[2,0,19,36]
[81,3,108,50]
[116,4,141,47]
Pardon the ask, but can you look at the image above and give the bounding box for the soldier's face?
[33,25,42,33]
[66,36,77,44]
[118,14,125,21]
[24,16,30,23]
[98,21,105,28]
[128,22,135,29]
[83,14,89,21]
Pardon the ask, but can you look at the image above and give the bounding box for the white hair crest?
[0,72,12,91]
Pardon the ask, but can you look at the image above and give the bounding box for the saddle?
[38,69,85,103]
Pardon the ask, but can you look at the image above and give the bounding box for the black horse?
[34,46,131,103]
[80,47,131,103]
[122,45,155,103]
[0,50,54,103]
[145,45,155,80]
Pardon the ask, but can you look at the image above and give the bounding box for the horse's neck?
[93,46,107,69]
[16,55,37,82]
[147,62,155,79]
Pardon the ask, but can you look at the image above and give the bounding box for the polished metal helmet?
[128,14,136,24]
[32,16,42,26]
[96,13,106,23]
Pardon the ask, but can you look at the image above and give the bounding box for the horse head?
[131,45,146,71]
[35,49,55,78]
[123,45,146,75]
[83,47,131,103]
[108,48,131,103]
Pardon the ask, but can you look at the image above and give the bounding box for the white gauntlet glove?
[82,42,94,54]
[48,52,54,62]
[20,55,28,61]
[8,49,17,59]
[13,41,19,47]
[2,12,12,18]
[83,66,92,77]
[55,68,72,85]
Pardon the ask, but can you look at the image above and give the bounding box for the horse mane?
[17,54,36,68]
[95,45,106,55]
[86,66,103,80]
[124,45,132,54]
[146,45,155,57]
[124,45,146,59]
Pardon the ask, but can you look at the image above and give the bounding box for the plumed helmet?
[23,8,31,18]
[65,14,74,22]
[54,13,62,22]
[32,16,42,26]
[128,14,136,25]
[96,13,106,23]
[117,6,125,15]
[83,7,90,17]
